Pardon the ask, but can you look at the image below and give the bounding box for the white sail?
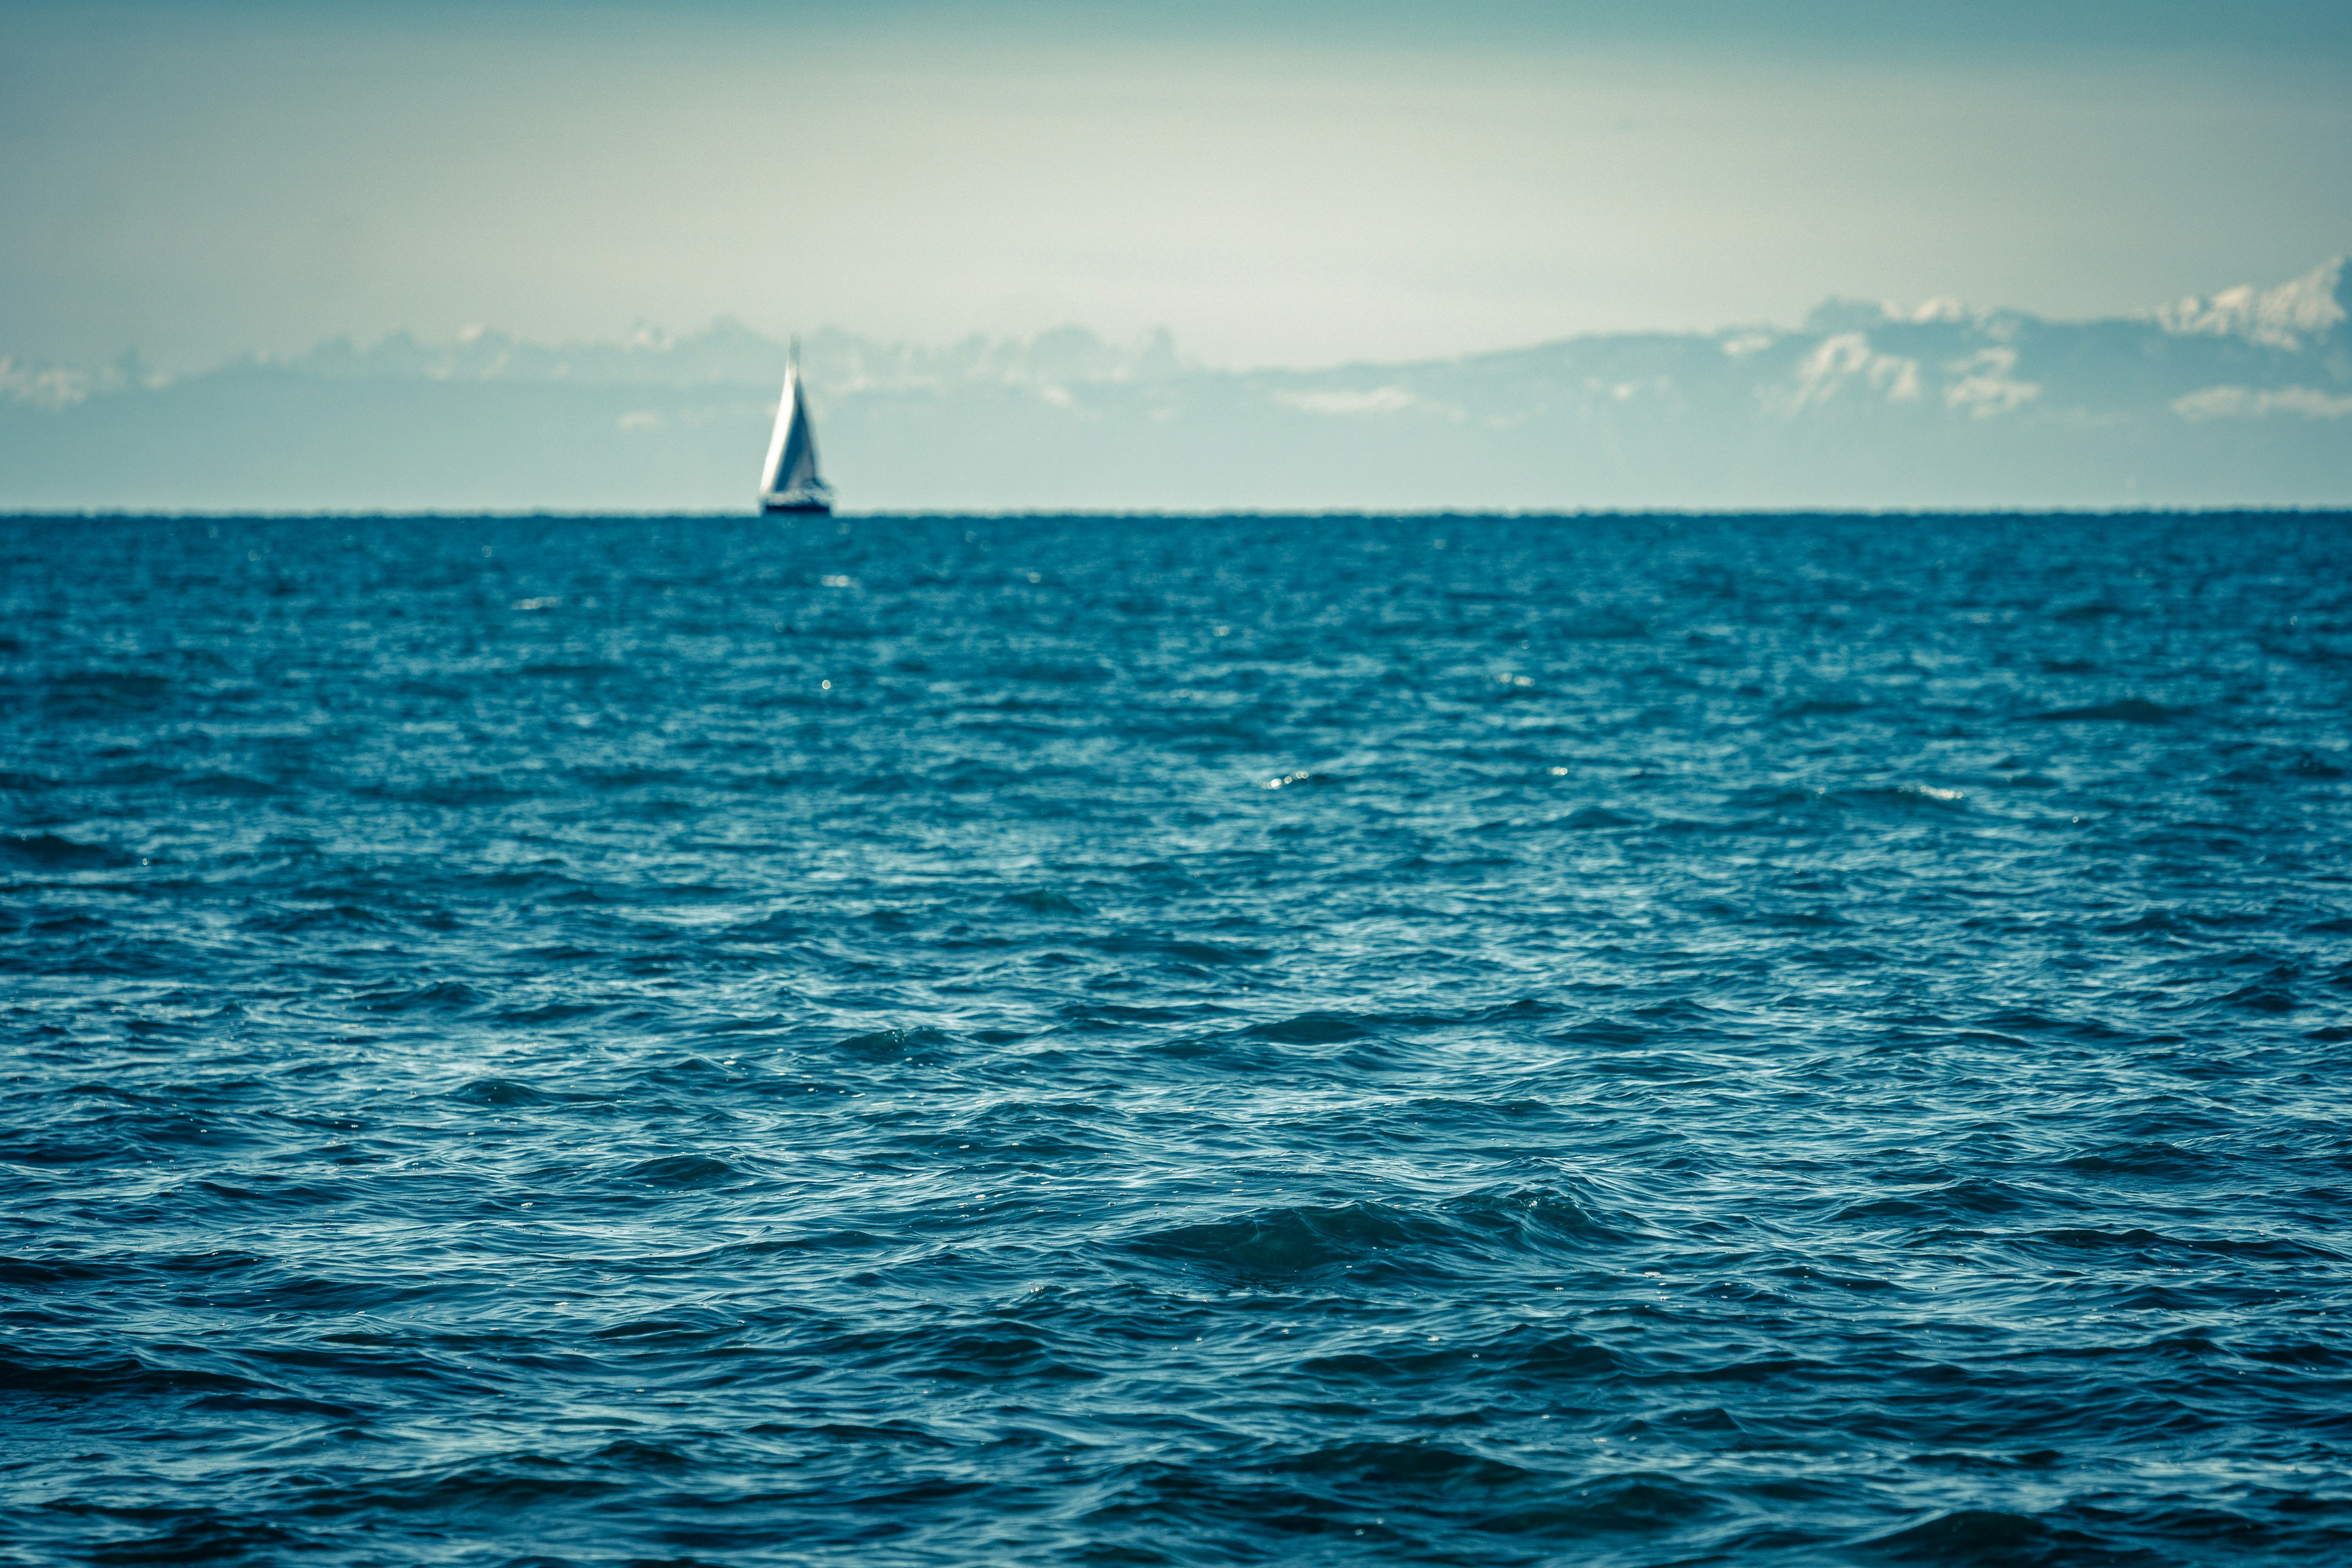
[758,345,833,511]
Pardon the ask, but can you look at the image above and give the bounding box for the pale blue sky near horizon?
[5,0,2349,373]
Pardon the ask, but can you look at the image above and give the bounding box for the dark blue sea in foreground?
[5,512,2352,1567]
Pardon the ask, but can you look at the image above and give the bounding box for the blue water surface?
[4,512,2351,1566]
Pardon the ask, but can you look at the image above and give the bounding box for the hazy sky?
[6,0,2350,371]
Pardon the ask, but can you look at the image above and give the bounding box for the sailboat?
[757,341,834,515]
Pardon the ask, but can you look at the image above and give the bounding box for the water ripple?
[3,512,2350,1565]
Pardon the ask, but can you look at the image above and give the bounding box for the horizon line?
[10,506,2351,523]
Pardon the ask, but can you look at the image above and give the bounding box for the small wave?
[1755,907,1852,928]
[2027,1227,2342,1263]
[2214,980,2298,1013]
[1859,1508,2091,1561]
[0,1254,118,1286]
[2060,1142,2220,1175]
[836,1026,954,1059]
[1003,888,1087,915]
[1055,1002,1194,1028]
[1832,1178,2051,1222]
[2034,698,2175,723]
[1240,1012,1372,1044]
[834,1322,1100,1385]
[1129,1202,1445,1278]
[181,772,279,797]
[368,776,545,806]
[1546,1019,1651,1048]
[1828,783,1968,813]
[493,999,608,1025]
[1438,1186,1638,1249]
[723,911,806,943]
[589,1310,739,1343]
[446,1078,556,1106]
[242,902,397,935]
[1795,944,1887,969]
[621,1154,736,1187]
[1004,661,1115,685]
[713,1229,889,1263]
[42,669,173,713]
[361,980,486,1014]
[1477,1473,1718,1537]
[0,1351,263,1399]
[1090,935,1271,967]
[51,1510,317,1562]
[520,661,627,678]
[1557,606,1652,639]
[0,832,131,868]
[1259,1437,1547,1491]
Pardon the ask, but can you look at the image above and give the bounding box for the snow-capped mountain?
[4,262,2346,510]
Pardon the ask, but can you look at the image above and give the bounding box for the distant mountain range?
[4,260,2346,511]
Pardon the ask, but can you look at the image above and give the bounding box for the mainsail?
[758,343,833,513]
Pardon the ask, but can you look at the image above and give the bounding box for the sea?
[4,511,2350,1567]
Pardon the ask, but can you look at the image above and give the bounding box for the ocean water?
[4,511,2351,1568]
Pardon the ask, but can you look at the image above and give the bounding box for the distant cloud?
[1943,348,2041,416]
[2154,258,2347,350]
[1767,333,1920,414]
[1278,386,1444,417]
[0,358,101,409]
[2172,385,2352,421]
[0,355,164,408]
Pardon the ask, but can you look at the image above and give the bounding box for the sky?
[5,0,2350,372]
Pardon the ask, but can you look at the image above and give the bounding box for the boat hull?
[762,499,832,516]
